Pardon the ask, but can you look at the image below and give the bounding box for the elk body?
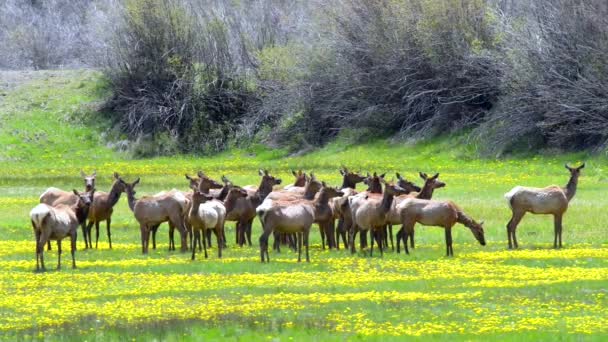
[122,178,189,254]
[30,189,94,271]
[349,181,408,257]
[257,184,344,263]
[39,170,97,249]
[394,172,446,253]
[398,199,485,256]
[504,163,584,249]
[328,167,367,250]
[85,172,126,249]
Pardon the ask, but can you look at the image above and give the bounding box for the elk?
[39,169,97,249]
[343,172,385,250]
[257,183,344,263]
[222,170,282,247]
[398,198,486,256]
[329,167,367,250]
[349,180,408,257]
[504,163,584,249]
[185,172,225,248]
[381,172,424,250]
[122,178,189,254]
[394,172,446,253]
[85,172,126,249]
[189,186,247,260]
[30,189,95,271]
[150,188,192,251]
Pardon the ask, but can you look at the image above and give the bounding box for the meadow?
[0,71,607,341]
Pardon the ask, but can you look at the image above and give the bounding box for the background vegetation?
[2,0,608,157]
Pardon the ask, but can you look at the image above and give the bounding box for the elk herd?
[29,163,585,271]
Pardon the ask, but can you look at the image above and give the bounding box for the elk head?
[196,171,222,193]
[565,163,585,177]
[468,220,486,246]
[396,172,421,193]
[364,172,385,193]
[419,172,446,190]
[80,170,97,192]
[340,166,366,188]
[258,169,282,197]
[291,170,307,187]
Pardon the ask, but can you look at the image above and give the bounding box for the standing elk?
[222,170,282,247]
[283,170,307,191]
[381,172,424,250]
[189,186,248,260]
[398,198,485,256]
[39,169,97,249]
[122,178,189,254]
[504,163,584,249]
[257,183,344,263]
[329,167,367,250]
[85,172,126,249]
[343,172,385,250]
[349,180,408,257]
[394,172,446,253]
[30,189,95,271]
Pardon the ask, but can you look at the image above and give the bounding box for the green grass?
[0,71,607,341]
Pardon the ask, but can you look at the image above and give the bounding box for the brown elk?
[349,180,408,256]
[122,178,189,254]
[184,172,225,248]
[381,172,424,250]
[257,184,344,263]
[222,170,282,247]
[394,172,446,253]
[30,189,95,271]
[85,172,127,249]
[398,199,486,256]
[343,172,385,250]
[504,163,584,249]
[189,185,248,260]
[329,167,367,250]
[283,170,307,190]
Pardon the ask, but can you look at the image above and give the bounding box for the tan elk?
[30,189,95,271]
[39,169,97,249]
[398,198,486,256]
[504,163,584,249]
[381,172,424,250]
[349,180,408,256]
[257,184,344,263]
[394,172,446,253]
[85,172,127,249]
[343,172,385,250]
[189,186,247,260]
[283,170,307,191]
[122,178,189,254]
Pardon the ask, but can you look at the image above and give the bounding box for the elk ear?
[321,181,327,187]
[339,169,345,176]
[310,172,315,180]
[432,173,439,180]
[133,178,140,186]
[113,172,120,179]
[258,169,264,176]
[80,170,86,178]
[222,175,230,183]
[73,189,79,196]
[292,170,297,177]
[185,174,192,180]
[367,172,371,177]
[197,171,205,178]
[380,173,386,179]
[578,163,585,170]
[92,170,97,177]
[373,172,377,177]
[419,172,427,180]
[396,172,402,180]
[264,169,269,176]
[565,164,572,171]
[479,220,484,225]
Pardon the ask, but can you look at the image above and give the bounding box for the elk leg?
[107,218,112,249]
[297,232,302,262]
[409,228,415,249]
[85,221,94,249]
[396,227,403,253]
[191,229,198,260]
[319,224,326,250]
[445,227,453,257]
[507,211,524,249]
[140,225,147,254]
[327,220,336,249]
[150,225,157,250]
[168,223,175,251]
[304,230,310,262]
[216,226,223,258]
[205,229,213,248]
[47,241,52,251]
[402,226,410,255]
[369,230,375,257]
[388,224,394,252]
[202,229,208,259]
[56,239,62,270]
[70,230,77,269]
[554,214,563,249]
[335,218,341,250]
[246,220,253,246]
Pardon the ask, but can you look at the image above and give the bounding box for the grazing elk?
[257,183,344,263]
[189,186,248,260]
[394,172,446,253]
[85,172,127,249]
[349,180,408,257]
[30,189,95,271]
[122,178,189,254]
[39,169,97,249]
[398,198,485,256]
[504,163,584,249]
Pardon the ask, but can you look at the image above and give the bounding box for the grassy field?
[0,71,607,341]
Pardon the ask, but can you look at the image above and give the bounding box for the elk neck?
[341,177,357,190]
[564,172,579,202]
[381,191,394,213]
[416,181,434,200]
[126,190,137,212]
[108,182,123,207]
[456,209,475,228]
